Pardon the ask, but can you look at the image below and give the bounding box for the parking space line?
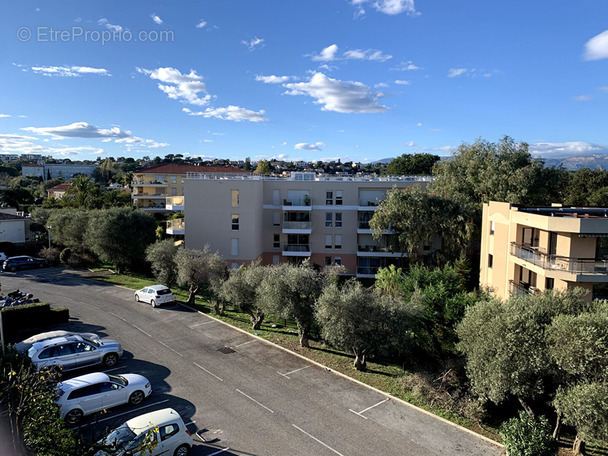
[207,448,230,455]
[188,320,215,328]
[132,324,152,338]
[292,424,345,456]
[349,397,390,419]
[193,362,223,382]
[108,311,127,322]
[236,389,274,414]
[278,365,310,379]
[95,399,170,423]
[233,340,256,348]
[158,340,183,357]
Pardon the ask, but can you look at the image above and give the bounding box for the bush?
[1,303,69,339]
[39,246,61,264]
[59,247,72,265]
[66,251,96,268]
[499,411,556,456]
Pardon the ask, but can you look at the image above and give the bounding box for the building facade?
[480,201,608,301]
[21,163,97,180]
[132,163,251,213]
[183,172,434,277]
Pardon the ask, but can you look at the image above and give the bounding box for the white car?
[96,408,193,456]
[134,285,175,307]
[56,372,152,425]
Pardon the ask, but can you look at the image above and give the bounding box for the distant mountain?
[369,158,395,165]
[540,154,608,171]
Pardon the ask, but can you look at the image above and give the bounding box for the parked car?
[56,372,152,425]
[134,285,175,307]
[95,408,192,456]
[0,252,7,263]
[15,330,100,355]
[3,255,49,272]
[27,334,123,371]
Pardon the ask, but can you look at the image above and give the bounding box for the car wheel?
[65,409,83,426]
[9,266,16,272]
[151,300,158,308]
[129,390,145,405]
[135,294,140,302]
[102,353,119,368]
[174,444,190,456]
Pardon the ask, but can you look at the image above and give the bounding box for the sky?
[1,1,608,164]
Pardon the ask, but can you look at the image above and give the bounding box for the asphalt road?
[1,267,504,456]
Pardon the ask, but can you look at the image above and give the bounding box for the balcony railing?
[133,192,167,197]
[357,266,380,275]
[131,180,167,186]
[283,221,311,230]
[283,198,311,206]
[283,244,311,252]
[358,221,371,230]
[510,243,608,274]
[166,195,184,206]
[359,200,380,207]
[358,244,391,253]
[166,218,185,231]
[509,280,540,296]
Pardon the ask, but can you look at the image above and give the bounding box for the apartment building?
[21,163,97,180]
[131,163,250,212]
[183,172,433,277]
[480,201,608,301]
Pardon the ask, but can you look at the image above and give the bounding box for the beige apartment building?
[131,163,249,212]
[480,201,608,301]
[183,172,434,277]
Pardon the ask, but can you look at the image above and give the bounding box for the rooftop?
[186,171,433,182]
[135,163,250,175]
[517,206,608,218]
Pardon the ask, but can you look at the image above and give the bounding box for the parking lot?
[2,267,503,456]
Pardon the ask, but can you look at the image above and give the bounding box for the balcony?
[282,198,312,211]
[282,244,311,257]
[166,218,185,235]
[356,266,380,278]
[132,192,167,200]
[509,280,540,296]
[358,201,380,211]
[282,221,312,234]
[357,244,404,257]
[134,201,168,212]
[510,243,608,275]
[131,180,168,187]
[166,195,184,211]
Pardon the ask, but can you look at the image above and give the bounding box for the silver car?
[27,335,123,371]
[15,330,100,355]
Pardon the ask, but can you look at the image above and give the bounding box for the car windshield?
[55,386,65,400]
[108,374,128,386]
[27,346,37,359]
[157,289,172,295]
[103,424,137,449]
[82,337,100,347]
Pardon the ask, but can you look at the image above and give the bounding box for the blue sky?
[1,1,607,163]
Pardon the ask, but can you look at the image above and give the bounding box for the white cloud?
[584,30,608,61]
[311,44,339,61]
[391,60,421,71]
[151,14,163,25]
[31,65,110,77]
[182,106,268,122]
[572,95,593,101]
[0,134,106,156]
[351,0,418,16]
[242,37,265,51]
[283,73,388,113]
[294,142,325,151]
[530,141,608,157]
[138,67,211,106]
[395,79,410,85]
[256,75,291,84]
[0,114,11,118]
[23,122,133,139]
[196,20,207,29]
[447,68,470,78]
[599,86,608,92]
[375,82,389,88]
[98,18,122,32]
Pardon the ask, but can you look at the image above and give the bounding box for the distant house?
[0,210,32,243]
[47,183,72,199]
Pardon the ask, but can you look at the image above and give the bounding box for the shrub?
[38,246,61,264]
[66,251,96,268]
[59,247,72,265]
[499,411,556,456]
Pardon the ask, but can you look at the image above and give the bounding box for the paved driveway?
[1,268,503,456]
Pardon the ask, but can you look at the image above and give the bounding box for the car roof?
[31,335,83,350]
[6,256,31,260]
[125,408,183,433]
[145,285,170,291]
[59,372,109,389]
[21,331,99,345]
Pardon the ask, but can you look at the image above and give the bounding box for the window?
[160,424,180,441]
[334,256,342,266]
[488,254,493,268]
[335,190,343,205]
[231,262,239,269]
[273,255,280,265]
[231,190,239,207]
[325,213,333,228]
[231,239,239,256]
[231,214,239,231]
[326,191,333,205]
[272,189,280,205]
[273,211,280,226]
[73,342,95,353]
[335,212,342,228]
[325,235,332,249]
[545,277,554,290]
[273,234,280,249]
[490,221,495,235]
[334,235,342,249]
[171,188,177,196]
[325,256,332,266]
[171,176,177,184]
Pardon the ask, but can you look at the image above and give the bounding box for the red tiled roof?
[48,183,72,192]
[134,163,250,175]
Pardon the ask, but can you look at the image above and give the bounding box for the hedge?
[1,303,70,339]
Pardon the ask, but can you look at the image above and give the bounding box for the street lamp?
[47,225,52,249]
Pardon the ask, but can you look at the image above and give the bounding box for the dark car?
[3,255,49,272]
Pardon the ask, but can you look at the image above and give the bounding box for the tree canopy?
[384,153,440,176]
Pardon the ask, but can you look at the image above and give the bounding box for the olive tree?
[145,240,181,287]
[175,246,226,305]
[219,262,267,329]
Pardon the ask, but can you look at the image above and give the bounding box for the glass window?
[273,234,280,249]
[171,188,177,196]
[272,189,280,205]
[231,214,239,231]
[231,262,239,269]
[325,213,333,228]
[73,342,95,353]
[57,344,75,357]
[171,176,177,184]
[335,235,342,249]
[334,257,342,266]
[325,235,332,249]
[231,190,239,207]
[490,221,495,235]
[273,255,280,264]
[325,256,332,266]
[335,190,343,205]
[335,213,342,228]
[488,254,493,268]
[160,424,180,441]
[326,191,333,205]
[273,212,280,226]
[231,239,239,256]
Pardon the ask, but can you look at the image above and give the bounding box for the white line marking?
[358,398,390,414]
[236,389,274,413]
[193,362,223,382]
[207,448,230,455]
[103,366,125,373]
[348,409,368,420]
[185,420,196,426]
[95,399,170,423]
[132,325,152,338]
[158,340,183,357]
[278,365,310,378]
[188,321,214,328]
[233,340,256,348]
[108,311,127,322]
[292,424,345,456]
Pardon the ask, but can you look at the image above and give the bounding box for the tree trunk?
[243,307,264,330]
[516,394,535,418]
[115,263,123,275]
[187,283,199,305]
[213,299,221,315]
[552,412,561,440]
[572,435,585,456]
[299,331,310,348]
[353,349,367,371]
